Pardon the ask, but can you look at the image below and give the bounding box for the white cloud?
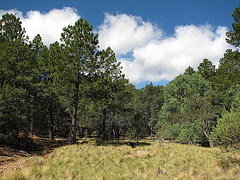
[97,13,232,84]
[1,10,233,85]
[98,13,162,54]
[0,9,23,18]
[0,7,80,46]
[120,58,143,83]
[129,25,231,83]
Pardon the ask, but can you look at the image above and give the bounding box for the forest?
[0,6,240,150]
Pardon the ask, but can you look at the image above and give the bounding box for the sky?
[1,0,239,88]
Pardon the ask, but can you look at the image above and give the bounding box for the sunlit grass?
[2,138,240,180]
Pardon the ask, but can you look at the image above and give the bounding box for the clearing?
[1,138,240,179]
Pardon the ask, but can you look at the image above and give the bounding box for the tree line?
[1,6,239,149]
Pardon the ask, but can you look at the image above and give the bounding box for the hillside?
[1,139,240,180]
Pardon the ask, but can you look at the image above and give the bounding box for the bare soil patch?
[0,136,70,176]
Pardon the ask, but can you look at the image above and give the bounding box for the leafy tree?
[178,123,199,144]
[195,97,215,147]
[161,73,212,108]
[161,123,182,140]
[157,73,214,145]
[0,13,30,88]
[207,6,240,121]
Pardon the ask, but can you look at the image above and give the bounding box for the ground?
[0,136,70,177]
[1,137,239,179]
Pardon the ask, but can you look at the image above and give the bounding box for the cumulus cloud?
[98,13,162,54]
[98,13,233,84]
[0,9,23,18]
[0,7,80,46]
[129,25,230,83]
[0,9,233,85]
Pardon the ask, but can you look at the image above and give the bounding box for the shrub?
[211,93,240,149]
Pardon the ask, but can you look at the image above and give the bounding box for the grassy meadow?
[2,139,240,180]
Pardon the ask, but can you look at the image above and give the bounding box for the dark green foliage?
[226,6,240,47]
[184,66,195,76]
[211,92,240,149]
[137,83,165,137]
[0,13,39,141]
[52,18,129,143]
[1,4,240,150]
[178,123,199,143]
[210,49,240,92]
[157,73,214,145]
[90,48,129,140]
[0,14,67,142]
[0,85,27,140]
[0,13,130,143]
[197,58,216,79]
[55,18,100,144]
[0,13,27,43]
[160,123,182,140]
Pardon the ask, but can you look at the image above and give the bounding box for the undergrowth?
[2,138,240,180]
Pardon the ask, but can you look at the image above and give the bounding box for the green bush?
[211,93,240,149]
[159,123,182,140]
[178,123,199,144]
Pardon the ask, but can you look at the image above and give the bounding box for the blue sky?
[1,0,239,88]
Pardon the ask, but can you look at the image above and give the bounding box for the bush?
[211,109,240,149]
[211,93,240,149]
[178,123,199,144]
[159,123,182,140]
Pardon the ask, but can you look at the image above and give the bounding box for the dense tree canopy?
[1,4,240,149]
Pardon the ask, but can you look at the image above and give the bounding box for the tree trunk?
[208,136,214,148]
[202,128,214,147]
[30,106,34,138]
[102,108,107,141]
[49,107,54,141]
[150,126,153,140]
[71,82,79,144]
[78,126,85,138]
[71,112,77,144]
[57,116,60,137]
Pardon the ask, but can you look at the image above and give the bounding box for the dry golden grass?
[2,138,240,180]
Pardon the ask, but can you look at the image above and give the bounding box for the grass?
[2,138,240,180]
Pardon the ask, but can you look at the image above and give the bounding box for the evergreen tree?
[92,47,129,140]
[226,5,240,47]
[211,92,240,149]
[197,58,216,79]
[184,66,195,76]
[0,13,48,140]
[0,13,33,140]
[52,18,99,144]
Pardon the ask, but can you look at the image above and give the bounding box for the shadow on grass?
[94,139,151,148]
[0,136,71,157]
